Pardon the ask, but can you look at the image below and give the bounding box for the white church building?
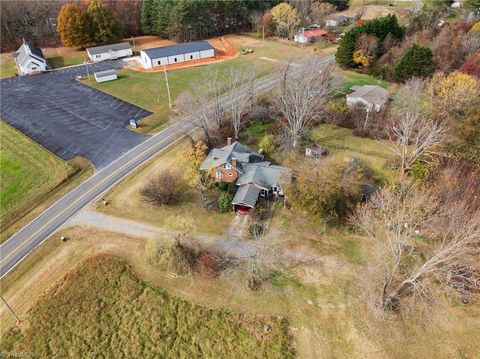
[12,40,47,75]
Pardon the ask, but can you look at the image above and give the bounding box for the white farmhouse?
[12,40,47,75]
[86,42,132,62]
[140,41,215,69]
[346,85,389,112]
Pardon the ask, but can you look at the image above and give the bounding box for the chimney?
[227,137,232,145]
[231,157,237,168]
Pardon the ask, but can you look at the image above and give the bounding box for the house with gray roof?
[86,42,132,62]
[12,39,47,75]
[346,85,389,112]
[140,41,215,69]
[200,138,291,212]
[325,15,351,27]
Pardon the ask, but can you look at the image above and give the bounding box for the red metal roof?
[303,28,327,38]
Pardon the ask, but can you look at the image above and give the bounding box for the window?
[96,54,101,58]
[216,170,222,179]
[174,57,177,63]
[157,60,161,65]
[223,163,231,170]
[190,55,193,60]
[260,189,266,197]
[228,173,233,177]
[273,186,278,193]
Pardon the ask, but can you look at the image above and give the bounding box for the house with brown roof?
[200,138,291,212]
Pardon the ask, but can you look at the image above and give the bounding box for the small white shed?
[87,42,132,62]
[94,69,117,83]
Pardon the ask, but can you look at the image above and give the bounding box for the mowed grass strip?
[0,254,294,358]
[0,121,77,227]
[310,124,395,183]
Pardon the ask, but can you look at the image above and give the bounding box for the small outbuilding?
[325,15,351,27]
[12,39,47,75]
[94,69,117,83]
[305,144,327,158]
[140,41,215,69]
[87,42,132,62]
[346,85,389,112]
[293,28,327,44]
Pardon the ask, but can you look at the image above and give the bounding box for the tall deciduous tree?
[226,67,256,139]
[353,183,480,316]
[57,3,90,47]
[275,60,335,148]
[384,112,445,173]
[87,0,122,45]
[181,140,209,206]
[270,2,300,38]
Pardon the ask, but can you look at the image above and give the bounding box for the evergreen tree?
[57,3,90,47]
[394,44,435,82]
[336,14,404,68]
[87,1,122,45]
[141,0,154,34]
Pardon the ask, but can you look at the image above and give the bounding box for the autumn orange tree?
[57,3,90,47]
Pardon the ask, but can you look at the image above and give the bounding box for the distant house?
[293,28,328,44]
[12,39,47,75]
[325,15,351,27]
[200,138,291,212]
[86,42,132,62]
[94,69,117,83]
[346,85,389,112]
[140,41,215,69]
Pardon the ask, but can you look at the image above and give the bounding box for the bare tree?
[383,112,445,173]
[226,67,256,139]
[275,60,336,148]
[353,184,480,317]
[141,170,181,206]
[176,91,217,149]
[462,31,480,57]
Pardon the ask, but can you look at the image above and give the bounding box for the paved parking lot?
[0,60,151,169]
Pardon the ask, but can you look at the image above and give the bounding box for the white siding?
[140,51,152,69]
[294,34,308,44]
[89,48,133,62]
[184,51,200,61]
[95,73,117,83]
[199,49,215,59]
[168,54,185,64]
[18,57,47,75]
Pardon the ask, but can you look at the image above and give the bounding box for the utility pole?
[0,295,20,324]
[163,65,172,109]
[262,24,265,41]
[85,59,90,79]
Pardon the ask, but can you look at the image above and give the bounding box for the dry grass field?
[1,254,294,358]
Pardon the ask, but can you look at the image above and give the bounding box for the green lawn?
[0,121,78,228]
[342,70,389,92]
[84,38,335,133]
[0,254,294,358]
[309,124,396,183]
[46,54,85,69]
[0,57,17,78]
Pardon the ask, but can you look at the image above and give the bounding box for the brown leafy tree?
[141,170,181,206]
[57,3,90,47]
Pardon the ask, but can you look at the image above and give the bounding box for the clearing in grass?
[0,254,294,358]
[309,124,395,183]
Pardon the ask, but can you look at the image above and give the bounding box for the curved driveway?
[0,54,334,278]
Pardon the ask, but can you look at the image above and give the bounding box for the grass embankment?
[0,254,294,358]
[97,141,233,236]
[0,121,91,241]
[342,70,389,92]
[84,36,335,134]
[310,124,395,183]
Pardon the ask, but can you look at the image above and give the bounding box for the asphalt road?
[0,54,334,279]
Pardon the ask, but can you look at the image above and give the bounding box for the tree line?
[140,0,277,42]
